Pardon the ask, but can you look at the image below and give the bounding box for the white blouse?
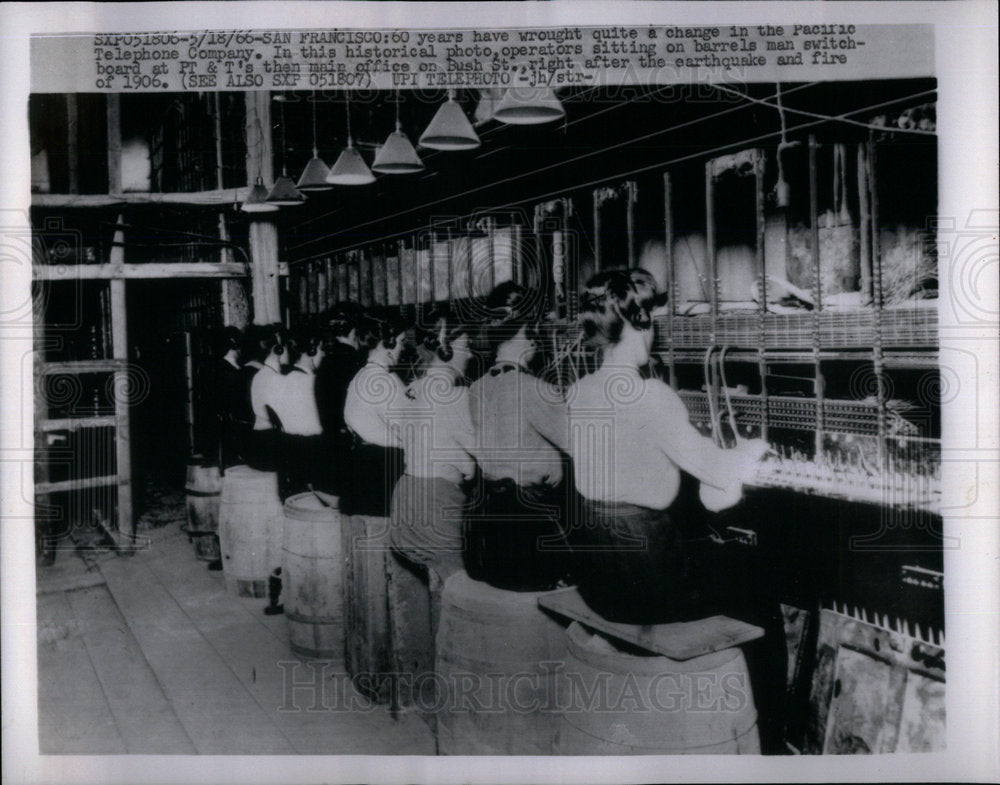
[344,362,408,448]
[270,367,322,436]
[250,363,284,431]
[397,369,476,484]
[567,366,744,509]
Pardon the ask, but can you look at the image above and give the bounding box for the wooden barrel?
[282,493,344,661]
[555,621,760,755]
[218,465,284,598]
[184,458,221,560]
[341,514,394,704]
[435,571,567,755]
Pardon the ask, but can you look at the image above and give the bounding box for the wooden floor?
[36,520,436,755]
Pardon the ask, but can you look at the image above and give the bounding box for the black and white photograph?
[1,3,997,784]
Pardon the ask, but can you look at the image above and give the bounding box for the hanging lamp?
[372,92,424,174]
[326,95,375,186]
[492,87,565,125]
[418,89,480,150]
[242,175,279,213]
[297,91,333,191]
[266,94,306,206]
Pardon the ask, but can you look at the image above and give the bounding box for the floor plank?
[139,530,435,755]
[65,586,197,754]
[37,591,127,754]
[99,548,296,754]
[37,516,435,756]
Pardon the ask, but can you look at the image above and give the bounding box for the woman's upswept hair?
[243,323,286,361]
[480,280,542,355]
[216,325,243,356]
[324,301,365,340]
[579,268,662,347]
[356,310,408,352]
[416,305,475,363]
[287,323,322,365]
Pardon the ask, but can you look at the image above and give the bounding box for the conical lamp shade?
[326,145,375,186]
[242,177,279,213]
[266,174,307,206]
[372,128,424,174]
[419,97,480,150]
[297,151,333,191]
[493,87,565,125]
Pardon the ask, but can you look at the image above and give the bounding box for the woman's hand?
[699,481,743,512]
[698,439,770,512]
[735,438,770,464]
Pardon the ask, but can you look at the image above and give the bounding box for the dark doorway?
[126,279,223,512]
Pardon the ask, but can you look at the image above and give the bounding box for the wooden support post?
[110,257,133,541]
[33,278,55,563]
[244,91,281,324]
[106,95,122,195]
[248,221,281,323]
[183,331,196,453]
[107,94,133,545]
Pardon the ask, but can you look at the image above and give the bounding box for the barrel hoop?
[290,642,342,660]
[185,488,222,498]
[285,609,343,625]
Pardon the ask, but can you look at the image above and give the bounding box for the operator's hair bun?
[579,268,660,347]
[325,301,364,339]
[287,324,321,364]
[357,310,408,352]
[417,306,473,363]
[481,281,541,355]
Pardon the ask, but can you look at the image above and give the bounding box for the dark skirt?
[565,497,737,625]
[340,441,405,518]
[569,495,787,751]
[244,428,278,473]
[275,433,327,502]
[389,474,467,581]
[220,418,252,471]
[463,478,570,592]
